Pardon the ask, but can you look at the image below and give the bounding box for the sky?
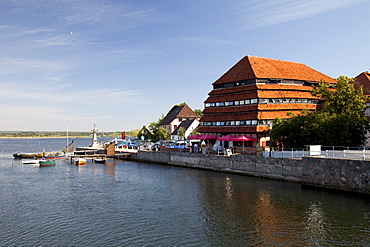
[0,0,369,132]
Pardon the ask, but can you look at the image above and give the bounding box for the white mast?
[67,124,69,146]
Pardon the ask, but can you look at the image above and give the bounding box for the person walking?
[193,143,198,153]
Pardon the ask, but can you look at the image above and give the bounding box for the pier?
[70,152,133,163]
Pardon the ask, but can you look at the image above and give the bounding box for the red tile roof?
[355,72,370,95]
[159,104,197,125]
[213,55,336,85]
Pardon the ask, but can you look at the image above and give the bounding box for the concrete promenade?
[129,151,370,194]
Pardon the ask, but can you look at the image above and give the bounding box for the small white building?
[159,104,199,135]
[171,119,200,141]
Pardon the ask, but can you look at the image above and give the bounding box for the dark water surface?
[0,138,369,246]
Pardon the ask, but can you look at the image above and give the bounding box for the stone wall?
[131,151,302,182]
[129,151,370,194]
[301,156,370,194]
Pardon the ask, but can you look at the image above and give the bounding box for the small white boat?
[74,158,86,166]
[94,158,107,163]
[22,159,40,165]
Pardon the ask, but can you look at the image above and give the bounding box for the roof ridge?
[247,55,303,66]
[245,55,257,79]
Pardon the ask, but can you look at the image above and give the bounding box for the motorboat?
[94,158,107,163]
[74,158,86,166]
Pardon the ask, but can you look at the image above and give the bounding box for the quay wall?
[129,151,370,194]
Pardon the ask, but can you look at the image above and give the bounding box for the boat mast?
[67,124,69,146]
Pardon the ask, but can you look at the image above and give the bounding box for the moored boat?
[13,152,42,159]
[39,160,56,167]
[74,158,86,166]
[94,158,107,163]
[22,159,41,165]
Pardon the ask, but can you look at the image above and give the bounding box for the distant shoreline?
[0,136,91,139]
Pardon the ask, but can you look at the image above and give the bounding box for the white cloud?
[0,58,68,75]
[0,81,145,106]
[235,0,367,30]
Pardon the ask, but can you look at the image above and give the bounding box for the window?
[240,100,245,105]
[235,101,239,105]
[251,120,258,125]
[251,99,258,104]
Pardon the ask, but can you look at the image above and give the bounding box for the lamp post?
[268,123,273,157]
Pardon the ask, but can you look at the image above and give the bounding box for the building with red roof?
[355,72,370,95]
[198,55,336,147]
[355,72,370,120]
[159,104,199,138]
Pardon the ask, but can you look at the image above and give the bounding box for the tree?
[128,129,140,137]
[271,76,370,148]
[137,116,170,142]
[194,109,203,117]
[311,76,368,118]
[178,127,186,140]
[137,125,152,140]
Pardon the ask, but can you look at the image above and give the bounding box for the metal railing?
[263,146,370,160]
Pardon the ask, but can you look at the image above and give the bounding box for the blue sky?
[0,0,369,132]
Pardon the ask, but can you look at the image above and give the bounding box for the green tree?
[138,116,170,142]
[128,129,140,137]
[178,127,186,140]
[194,109,203,117]
[311,76,368,118]
[137,125,152,140]
[271,76,370,148]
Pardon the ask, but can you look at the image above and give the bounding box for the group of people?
[190,141,225,154]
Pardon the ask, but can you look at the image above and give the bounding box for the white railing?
[263,149,370,160]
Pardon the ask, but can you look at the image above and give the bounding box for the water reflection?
[304,202,327,245]
[0,139,370,246]
[254,190,281,246]
[225,177,233,199]
[104,161,116,179]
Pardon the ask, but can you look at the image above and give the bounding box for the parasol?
[232,135,258,152]
[188,134,203,140]
[198,134,218,140]
[217,135,236,141]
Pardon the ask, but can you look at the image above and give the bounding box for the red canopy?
[217,135,236,141]
[232,135,258,142]
[198,134,218,140]
[188,134,203,140]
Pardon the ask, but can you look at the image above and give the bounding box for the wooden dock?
[69,152,132,163]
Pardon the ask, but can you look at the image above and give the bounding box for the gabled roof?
[171,119,196,135]
[159,104,197,125]
[355,72,370,95]
[213,55,336,85]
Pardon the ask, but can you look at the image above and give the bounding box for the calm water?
[0,138,369,246]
